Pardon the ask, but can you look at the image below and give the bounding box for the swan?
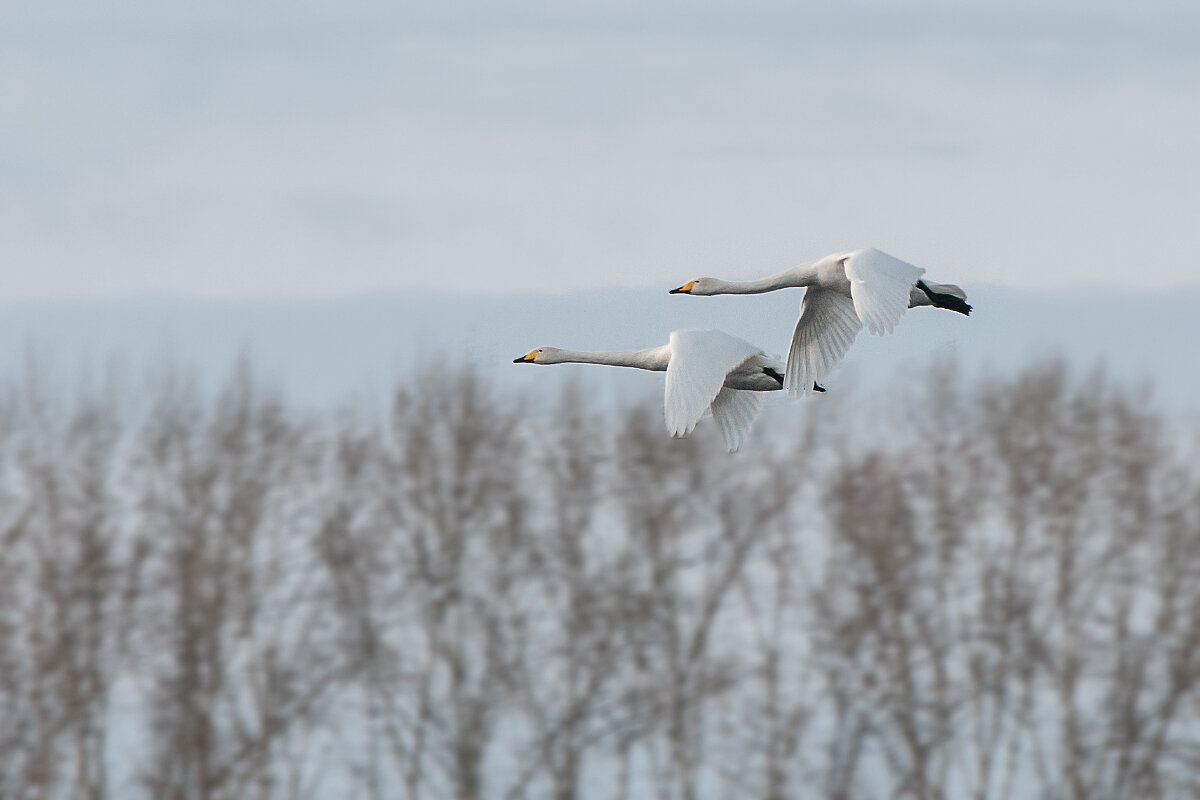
[670,248,971,396]
[514,330,822,452]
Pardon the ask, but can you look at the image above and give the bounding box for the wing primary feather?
[710,388,763,452]
[665,330,763,439]
[784,288,861,395]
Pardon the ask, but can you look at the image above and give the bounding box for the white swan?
[514,330,814,452]
[670,248,971,396]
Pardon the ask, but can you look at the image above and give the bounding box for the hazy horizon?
[0,284,1195,416]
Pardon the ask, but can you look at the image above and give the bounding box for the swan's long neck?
[704,265,817,295]
[546,346,670,371]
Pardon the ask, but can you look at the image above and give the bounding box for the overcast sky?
[3,1,1197,301]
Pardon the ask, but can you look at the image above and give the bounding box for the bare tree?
[1,354,1199,800]
[131,361,339,800]
[0,365,128,800]
[499,383,647,800]
[317,365,531,800]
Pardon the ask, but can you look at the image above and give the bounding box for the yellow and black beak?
[513,349,538,363]
[669,280,697,295]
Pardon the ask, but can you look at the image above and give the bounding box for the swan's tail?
[916,280,972,316]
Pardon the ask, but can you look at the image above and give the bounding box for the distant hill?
[0,285,1195,412]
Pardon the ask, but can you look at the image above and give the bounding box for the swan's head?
[669,278,718,296]
[513,347,562,364]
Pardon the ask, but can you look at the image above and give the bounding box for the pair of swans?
[515,248,971,451]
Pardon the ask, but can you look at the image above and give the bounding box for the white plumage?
[514,330,783,452]
[671,248,970,396]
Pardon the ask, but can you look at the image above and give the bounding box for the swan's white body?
[514,330,783,452]
[672,248,969,396]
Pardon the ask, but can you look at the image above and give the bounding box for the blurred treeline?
[1,358,1199,800]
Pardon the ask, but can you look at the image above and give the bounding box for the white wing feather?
[709,388,763,453]
[664,330,761,439]
[844,248,925,335]
[784,287,861,396]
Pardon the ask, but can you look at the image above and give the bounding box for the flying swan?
[514,330,820,452]
[670,248,971,396]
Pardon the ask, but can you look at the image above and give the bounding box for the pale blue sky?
[3,1,1197,300]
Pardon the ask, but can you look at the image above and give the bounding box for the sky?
[2,1,1198,302]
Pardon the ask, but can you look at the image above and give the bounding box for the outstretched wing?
[785,287,861,396]
[664,330,761,439]
[844,248,925,335]
[709,388,763,453]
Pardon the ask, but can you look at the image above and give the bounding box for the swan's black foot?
[916,279,973,316]
[812,382,826,393]
[763,366,784,386]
